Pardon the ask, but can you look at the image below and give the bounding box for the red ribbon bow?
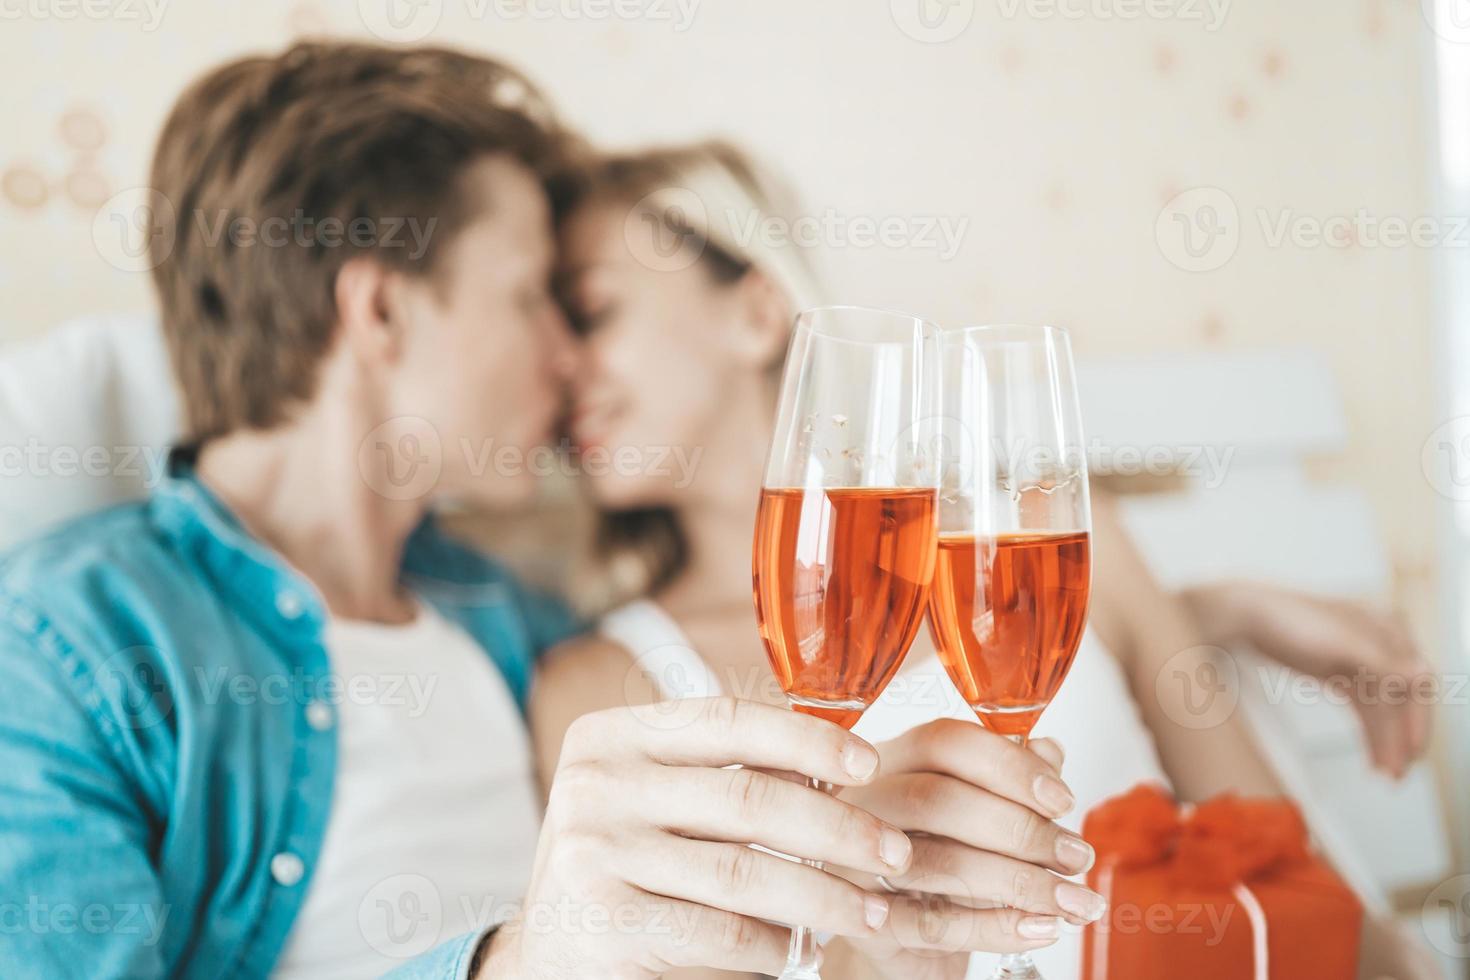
[1085,784,1311,890]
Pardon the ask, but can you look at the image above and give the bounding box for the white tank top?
[598,599,1172,980]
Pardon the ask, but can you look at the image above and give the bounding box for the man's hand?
[833,720,1104,979]
[480,697,914,978]
[1186,582,1435,778]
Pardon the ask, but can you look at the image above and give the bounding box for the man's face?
[385,155,574,508]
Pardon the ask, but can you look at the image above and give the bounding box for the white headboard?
[0,313,179,549]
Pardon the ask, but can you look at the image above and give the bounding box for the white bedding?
[0,312,178,548]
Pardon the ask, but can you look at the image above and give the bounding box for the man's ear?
[728,268,793,368]
[334,256,403,366]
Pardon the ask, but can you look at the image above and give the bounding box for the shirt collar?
[148,448,509,641]
[149,448,330,646]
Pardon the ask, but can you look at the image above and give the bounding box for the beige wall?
[0,0,1438,621]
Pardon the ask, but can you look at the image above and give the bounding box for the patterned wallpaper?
[0,0,1440,628]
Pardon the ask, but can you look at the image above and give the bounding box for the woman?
[531,141,1439,979]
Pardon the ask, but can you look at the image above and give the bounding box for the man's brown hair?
[148,41,575,442]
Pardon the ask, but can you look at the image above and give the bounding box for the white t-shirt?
[273,601,542,979]
[598,599,1171,980]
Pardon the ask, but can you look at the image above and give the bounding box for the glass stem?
[993,951,1043,978]
[992,734,1042,980]
[778,776,833,980]
[780,919,822,979]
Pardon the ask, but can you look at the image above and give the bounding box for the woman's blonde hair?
[562,139,823,612]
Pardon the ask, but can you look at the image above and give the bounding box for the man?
[0,42,1087,978]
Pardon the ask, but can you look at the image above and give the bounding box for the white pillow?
[0,313,180,550]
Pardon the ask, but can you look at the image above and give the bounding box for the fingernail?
[842,739,879,781]
[1034,773,1075,817]
[1056,882,1107,923]
[1017,915,1061,940]
[864,894,891,930]
[880,827,912,870]
[1056,834,1095,873]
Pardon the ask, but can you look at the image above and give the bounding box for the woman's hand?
[480,697,912,979]
[1185,581,1435,778]
[830,719,1105,979]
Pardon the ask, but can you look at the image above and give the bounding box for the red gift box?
[1080,784,1361,980]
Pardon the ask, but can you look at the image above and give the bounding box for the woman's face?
[558,199,759,509]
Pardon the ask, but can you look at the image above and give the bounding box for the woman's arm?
[1088,491,1282,800]
[1180,579,1433,778]
[529,635,659,800]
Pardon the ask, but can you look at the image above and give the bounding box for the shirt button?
[275,590,305,620]
[270,852,305,887]
[305,701,334,731]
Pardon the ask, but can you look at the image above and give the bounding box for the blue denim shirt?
[0,458,580,979]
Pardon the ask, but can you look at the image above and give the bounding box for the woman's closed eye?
[567,301,614,336]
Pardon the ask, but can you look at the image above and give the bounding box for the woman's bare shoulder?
[529,626,661,791]
[535,630,659,715]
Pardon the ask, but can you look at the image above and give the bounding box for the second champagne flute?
[928,324,1092,980]
[752,305,941,980]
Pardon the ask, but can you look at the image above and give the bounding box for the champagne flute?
[752,305,940,980]
[927,324,1092,980]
